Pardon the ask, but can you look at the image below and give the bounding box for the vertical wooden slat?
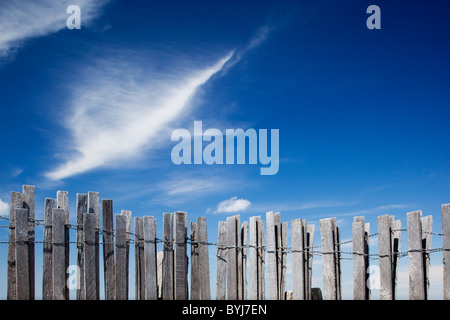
[236,215,242,300]
[226,215,238,300]
[306,224,315,300]
[292,219,305,300]
[216,221,227,300]
[249,216,259,300]
[334,223,342,300]
[174,211,187,300]
[364,222,371,300]
[15,208,30,300]
[280,221,288,300]
[22,185,35,300]
[52,208,66,300]
[274,212,281,300]
[8,192,23,300]
[198,217,211,300]
[143,216,158,300]
[258,219,265,300]
[353,216,366,300]
[134,217,144,300]
[421,215,433,299]
[408,210,425,300]
[443,204,450,300]
[241,221,248,300]
[320,217,337,300]
[83,213,96,300]
[102,199,115,300]
[76,193,87,300]
[266,211,277,300]
[42,198,56,300]
[115,214,127,300]
[190,221,200,300]
[391,219,401,299]
[57,191,69,300]
[121,210,132,297]
[378,215,393,300]
[162,213,174,300]
[87,191,100,300]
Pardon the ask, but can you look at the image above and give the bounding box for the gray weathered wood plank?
[162,213,174,300]
[258,219,265,300]
[87,191,100,300]
[83,213,96,300]
[422,215,433,299]
[306,224,315,300]
[266,211,277,300]
[378,215,393,300]
[443,204,450,300]
[280,221,288,300]
[15,208,30,300]
[134,217,144,300]
[52,208,66,300]
[292,219,305,300]
[226,215,238,300]
[115,214,128,300]
[249,216,259,300]
[190,221,200,300]
[216,221,227,300]
[408,211,425,300]
[7,192,23,300]
[102,199,115,300]
[198,217,211,300]
[144,216,157,300]
[241,221,248,300]
[121,210,132,297]
[76,193,87,300]
[42,198,56,300]
[320,217,337,300]
[57,191,69,300]
[174,211,188,300]
[353,216,366,300]
[22,185,35,300]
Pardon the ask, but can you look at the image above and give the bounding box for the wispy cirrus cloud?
[0,0,108,58]
[44,52,233,180]
[0,199,10,217]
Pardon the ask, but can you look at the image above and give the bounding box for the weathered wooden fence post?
[320,217,340,300]
[7,192,23,300]
[216,221,227,300]
[57,191,69,300]
[134,217,145,300]
[266,211,277,300]
[249,216,260,300]
[162,212,174,300]
[378,214,393,300]
[194,217,211,300]
[76,193,87,300]
[174,211,188,300]
[292,219,305,300]
[241,221,248,300]
[102,199,115,300]
[443,204,450,300]
[83,213,96,300]
[15,208,30,300]
[226,215,238,300]
[143,216,157,300]
[422,215,433,299]
[115,214,128,300]
[87,191,100,300]
[23,185,35,300]
[121,210,132,296]
[353,216,370,300]
[52,208,66,300]
[42,198,56,300]
[407,211,431,300]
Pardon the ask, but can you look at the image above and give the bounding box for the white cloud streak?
[0,199,10,217]
[45,52,233,180]
[215,197,251,214]
[0,0,108,57]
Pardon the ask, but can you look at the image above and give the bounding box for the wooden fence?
[3,185,450,300]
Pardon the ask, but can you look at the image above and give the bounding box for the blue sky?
[0,0,449,299]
